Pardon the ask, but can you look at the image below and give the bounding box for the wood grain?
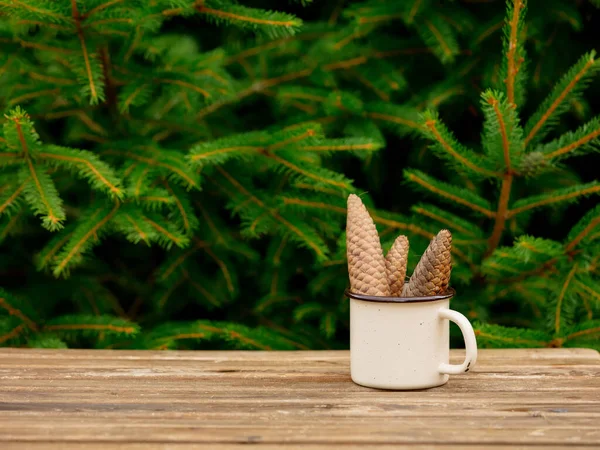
[0,348,599,449]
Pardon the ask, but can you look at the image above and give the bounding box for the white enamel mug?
[346,288,477,390]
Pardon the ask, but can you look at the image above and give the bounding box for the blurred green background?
[0,0,599,350]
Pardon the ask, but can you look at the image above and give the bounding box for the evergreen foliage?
[0,0,599,350]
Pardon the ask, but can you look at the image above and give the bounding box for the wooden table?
[0,348,599,449]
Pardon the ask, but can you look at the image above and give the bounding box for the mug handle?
[437,308,478,375]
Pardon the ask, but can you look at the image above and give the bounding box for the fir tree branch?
[508,182,600,217]
[474,19,504,45]
[0,180,27,216]
[412,204,481,237]
[0,211,23,243]
[16,38,73,54]
[216,167,328,260]
[163,181,197,235]
[195,68,313,120]
[81,0,124,19]
[265,152,351,190]
[8,88,62,107]
[422,111,500,177]
[422,18,456,62]
[203,247,234,294]
[541,117,600,161]
[39,146,123,199]
[0,295,37,331]
[103,149,199,190]
[195,1,302,38]
[474,326,549,347]
[281,197,347,215]
[159,78,211,99]
[0,0,66,22]
[11,114,67,230]
[575,280,600,305]
[71,0,102,104]
[564,324,600,342]
[300,140,381,153]
[143,215,189,249]
[565,213,600,252]
[504,0,525,106]
[156,241,208,283]
[555,263,578,334]
[486,174,512,257]
[52,202,120,277]
[404,169,495,217]
[364,104,423,135]
[0,324,25,345]
[524,51,598,147]
[189,143,261,165]
[44,323,136,334]
[36,228,75,270]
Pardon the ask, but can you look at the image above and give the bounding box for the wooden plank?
[0,348,598,449]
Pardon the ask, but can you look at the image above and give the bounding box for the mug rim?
[344,287,455,303]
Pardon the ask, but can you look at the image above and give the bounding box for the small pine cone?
[385,235,409,296]
[346,194,390,296]
[402,229,452,297]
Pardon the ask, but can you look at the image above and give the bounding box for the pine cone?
[402,229,452,297]
[346,194,390,296]
[385,235,409,296]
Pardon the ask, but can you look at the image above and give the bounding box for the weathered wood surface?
[0,348,599,449]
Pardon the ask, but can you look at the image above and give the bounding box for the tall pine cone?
[385,235,409,296]
[402,229,452,297]
[346,194,390,296]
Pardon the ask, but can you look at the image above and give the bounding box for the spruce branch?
[0,0,68,23]
[364,103,423,136]
[195,0,302,39]
[501,0,526,106]
[421,109,499,178]
[0,179,26,217]
[508,181,600,217]
[19,163,65,231]
[71,0,104,105]
[0,211,24,244]
[415,15,459,64]
[540,116,600,161]
[565,205,600,252]
[0,288,38,331]
[554,263,578,334]
[52,201,120,277]
[102,146,199,190]
[111,206,156,246]
[163,180,199,235]
[524,51,599,148]
[412,203,483,237]
[404,169,495,217]
[44,314,139,337]
[142,212,190,249]
[0,321,26,346]
[214,167,329,261]
[562,320,600,346]
[343,2,403,25]
[481,90,523,256]
[474,323,551,348]
[39,145,124,199]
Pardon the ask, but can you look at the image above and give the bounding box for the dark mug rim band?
[344,287,455,303]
